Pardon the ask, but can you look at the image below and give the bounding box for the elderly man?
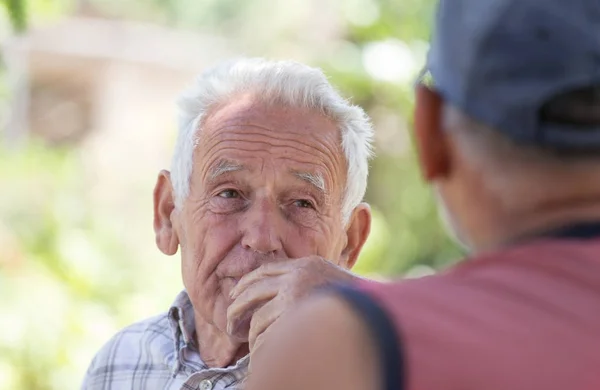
[81,58,373,389]
[246,0,600,389]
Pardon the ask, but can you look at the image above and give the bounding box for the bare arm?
[245,293,382,390]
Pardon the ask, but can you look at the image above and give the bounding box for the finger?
[248,295,283,351]
[231,258,310,299]
[228,276,281,322]
[226,301,260,340]
[227,276,281,336]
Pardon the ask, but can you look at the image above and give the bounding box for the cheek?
[180,214,240,310]
[284,219,341,259]
[180,239,214,306]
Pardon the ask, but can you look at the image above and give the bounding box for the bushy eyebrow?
[208,159,245,181]
[206,161,327,196]
[291,170,326,195]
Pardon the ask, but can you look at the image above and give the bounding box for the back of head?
[416,0,600,250]
[429,0,600,152]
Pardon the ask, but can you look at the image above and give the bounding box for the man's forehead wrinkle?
[200,138,318,171]
[195,139,245,182]
[196,108,346,195]
[206,103,339,137]
[201,131,338,164]
[197,133,344,196]
[201,104,341,143]
[201,119,309,146]
[207,121,333,143]
[314,131,345,179]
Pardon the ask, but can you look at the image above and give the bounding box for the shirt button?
[199,379,213,390]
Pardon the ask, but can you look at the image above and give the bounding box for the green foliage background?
[0,0,462,388]
[2,0,26,32]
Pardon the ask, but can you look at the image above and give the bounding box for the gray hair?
[443,100,600,209]
[445,85,600,167]
[444,105,600,173]
[171,58,374,223]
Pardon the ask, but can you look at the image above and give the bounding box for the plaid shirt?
[81,290,248,390]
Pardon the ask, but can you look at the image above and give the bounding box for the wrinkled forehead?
[193,94,347,191]
[200,92,339,138]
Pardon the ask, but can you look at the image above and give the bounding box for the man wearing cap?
[245,0,600,389]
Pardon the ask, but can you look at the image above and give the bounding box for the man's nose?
[241,199,284,255]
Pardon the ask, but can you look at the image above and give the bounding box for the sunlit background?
[0,0,463,388]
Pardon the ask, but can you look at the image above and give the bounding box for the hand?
[226,256,357,352]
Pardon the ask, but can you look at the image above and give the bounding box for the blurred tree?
[2,0,27,32]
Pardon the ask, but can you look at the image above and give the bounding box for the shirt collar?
[168,290,197,348]
[166,290,250,374]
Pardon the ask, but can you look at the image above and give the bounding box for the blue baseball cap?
[425,0,600,150]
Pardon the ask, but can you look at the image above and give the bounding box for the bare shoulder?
[246,292,381,390]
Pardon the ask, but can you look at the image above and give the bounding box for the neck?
[194,312,249,368]
[472,195,600,253]
[447,161,600,253]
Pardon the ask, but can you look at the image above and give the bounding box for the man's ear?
[153,170,180,256]
[339,203,372,270]
[413,84,451,181]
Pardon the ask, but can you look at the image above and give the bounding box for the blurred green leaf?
[3,0,27,32]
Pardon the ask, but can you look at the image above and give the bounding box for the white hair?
[171,57,374,223]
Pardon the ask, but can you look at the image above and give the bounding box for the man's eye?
[218,189,240,199]
[294,199,314,209]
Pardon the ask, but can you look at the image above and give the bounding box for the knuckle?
[284,256,330,295]
[307,255,324,266]
[288,269,309,290]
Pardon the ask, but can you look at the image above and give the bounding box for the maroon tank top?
[335,222,600,390]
